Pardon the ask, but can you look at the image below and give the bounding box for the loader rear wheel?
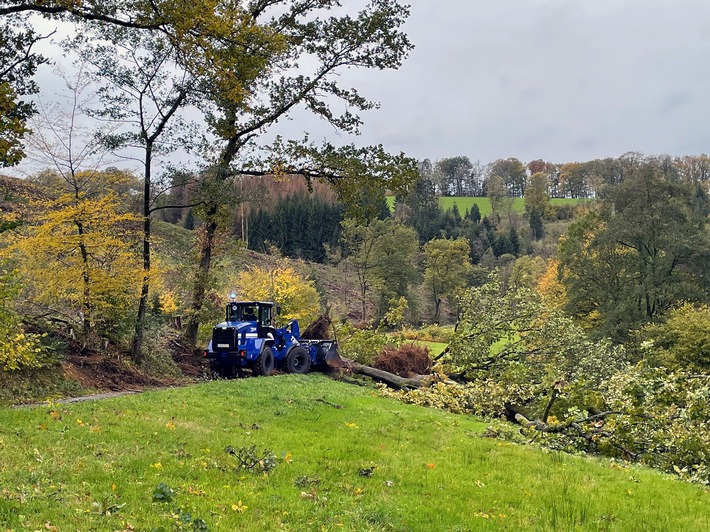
[253,347,275,376]
[286,346,311,374]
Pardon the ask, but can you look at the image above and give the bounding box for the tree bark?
[131,142,153,364]
[183,123,238,347]
[348,361,427,390]
[184,215,217,346]
[129,92,184,361]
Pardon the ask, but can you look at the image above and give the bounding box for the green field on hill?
[387,196,585,217]
[1,375,708,531]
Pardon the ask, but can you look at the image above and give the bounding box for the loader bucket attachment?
[315,341,344,368]
[325,344,344,368]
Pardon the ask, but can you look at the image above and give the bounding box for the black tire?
[253,347,275,376]
[285,346,311,374]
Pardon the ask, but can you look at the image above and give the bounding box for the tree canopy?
[559,164,710,341]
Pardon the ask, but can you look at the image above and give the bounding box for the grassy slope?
[1,376,708,531]
[439,197,583,218]
[387,196,584,217]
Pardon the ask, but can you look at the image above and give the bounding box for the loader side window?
[259,305,272,327]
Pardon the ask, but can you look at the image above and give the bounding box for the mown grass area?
[439,197,585,217]
[415,340,448,357]
[1,375,708,531]
[387,196,587,218]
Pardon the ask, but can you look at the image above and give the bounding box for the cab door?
[257,303,276,339]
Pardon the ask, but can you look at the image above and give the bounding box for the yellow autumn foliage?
[536,258,567,310]
[3,192,142,331]
[232,262,320,328]
[0,328,44,371]
[159,290,180,316]
[0,267,45,371]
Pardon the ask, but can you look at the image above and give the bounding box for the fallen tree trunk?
[348,361,428,390]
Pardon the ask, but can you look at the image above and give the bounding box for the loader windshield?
[226,302,259,322]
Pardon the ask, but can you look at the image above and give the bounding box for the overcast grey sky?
[27,0,710,168]
[285,0,710,164]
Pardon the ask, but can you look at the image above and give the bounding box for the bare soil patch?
[62,354,173,391]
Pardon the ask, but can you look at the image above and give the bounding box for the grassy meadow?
[387,196,585,217]
[1,375,708,531]
[439,197,585,218]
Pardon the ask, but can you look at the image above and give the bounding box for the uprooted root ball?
[373,342,432,377]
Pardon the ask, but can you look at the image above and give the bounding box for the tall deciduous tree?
[423,237,472,322]
[67,2,286,360]
[341,217,417,324]
[434,156,473,196]
[485,174,509,222]
[341,218,382,323]
[183,1,416,345]
[369,218,418,321]
[74,32,191,362]
[490,157,526,197]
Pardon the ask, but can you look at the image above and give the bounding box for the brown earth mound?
[62,355,171,391]
[172,351,210,377]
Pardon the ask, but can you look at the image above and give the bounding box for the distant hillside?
[388,195,587,217]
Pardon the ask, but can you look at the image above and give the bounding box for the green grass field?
[439,197,584,217]
[387,196,585,217]
[1,375,708,531]
[413,340,448,357]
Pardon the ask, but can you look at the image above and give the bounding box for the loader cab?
[225,301,279,339]
[225,301,260,323]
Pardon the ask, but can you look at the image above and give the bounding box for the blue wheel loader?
[203,300,341,377]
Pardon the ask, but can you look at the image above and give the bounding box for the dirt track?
[12,390,142,408]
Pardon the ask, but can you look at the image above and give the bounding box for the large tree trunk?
[183,128,239,347]
[130,216,150,364]
[131,142,153,364]
[347,361,428,390]
[184,214,217,347]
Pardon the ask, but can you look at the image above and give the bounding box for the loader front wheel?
[253,347,275,376]
[286,346,311,374]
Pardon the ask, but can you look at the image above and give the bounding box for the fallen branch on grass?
[514,411,639,460]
